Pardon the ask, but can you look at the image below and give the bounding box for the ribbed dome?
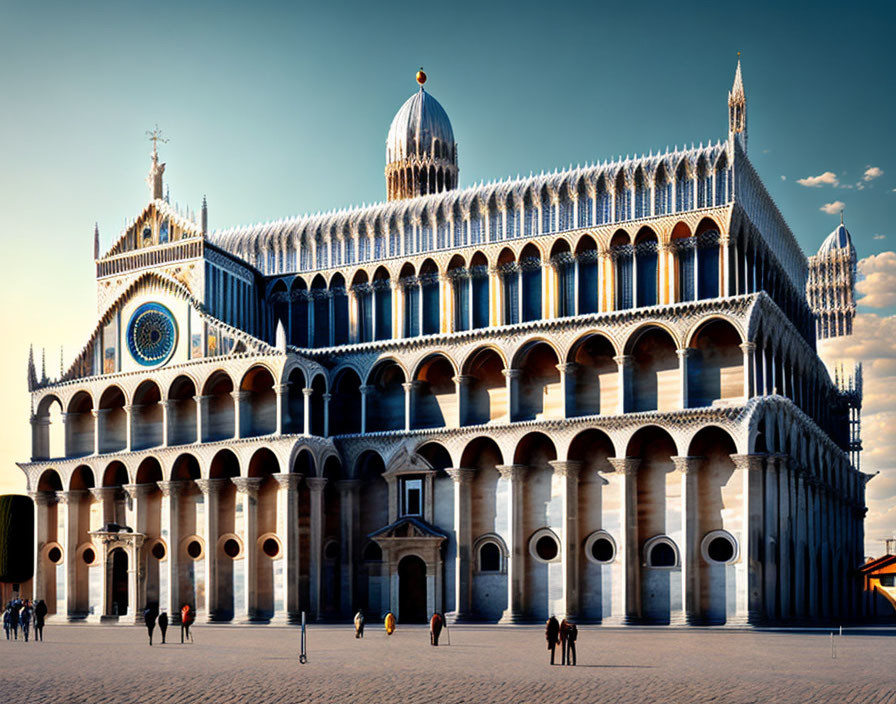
[818,223,855,257]
[386,87,456,164]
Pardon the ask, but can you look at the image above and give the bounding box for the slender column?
[347,287,359,343]
[489,267,503,326]
[232,477,263,622]
[194,395,208,443]
[29,492,56,608]
[359,386,372,434]
[195,478,227,621]
[159,400,170,448]
[720,235,732,297]
[57,490,87,619]
[607,458,640,624]
[446,468,475,621]
[401,381,418,432]
[273,473,303,623]
[302,387,313,435]
[157,481,184,618]
[497,464,527,623]
[231,391,248,439]
[671,456,701,625]
[740,342,756,400]
[556,363,577,419]
[306,477,327,620]
[775,455,792,621]
[598,251,612,312]
[274,383,288,435]
[613,355,631,414]
[440,273,454,334]
[89,487,121,528]
[550,460,582,620]
[453,375,473,427]
[502,368,520,422]
[122,405,133,452]
[322,393,332,437]
[793,467,807,622]
[730,454,766,625]
[336,479,361,616]
[677,348,694,409]
[91,409,102,455]
[542,261,554,319]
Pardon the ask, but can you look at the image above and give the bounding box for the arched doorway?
[110,548,129,616]
[398,555,427,623]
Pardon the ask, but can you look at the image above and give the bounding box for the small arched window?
[479,542,501,572]
[645,536,679,568]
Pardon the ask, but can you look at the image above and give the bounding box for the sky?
[0,1,894,553]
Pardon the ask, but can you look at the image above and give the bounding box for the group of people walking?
[143,604,195,646]
[3,599,46,643]
[545,616,577,666]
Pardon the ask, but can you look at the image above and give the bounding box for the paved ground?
[0,623,894,703]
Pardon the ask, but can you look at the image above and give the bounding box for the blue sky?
[0,1,894,550]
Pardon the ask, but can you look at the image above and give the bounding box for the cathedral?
[20,64,868,627]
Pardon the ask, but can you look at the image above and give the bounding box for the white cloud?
[863,166,884,181]
[820,200,845,214]
[798,171,839,187]
[874,234,887,240]
[780,175,786,181]
[856,251,896,308]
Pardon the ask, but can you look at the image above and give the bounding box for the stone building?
[19,64,868,627]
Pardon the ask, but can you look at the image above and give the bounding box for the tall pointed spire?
[728,58,747,151]
[27,345,37,391]
[40,348,47,384]
[94,222,100,260]
[201,195,208,235]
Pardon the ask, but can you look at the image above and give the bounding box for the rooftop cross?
[146,125,169,156]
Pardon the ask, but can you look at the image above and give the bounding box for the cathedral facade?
[19,65,868,626]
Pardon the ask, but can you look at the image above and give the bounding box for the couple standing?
[545,615,577,666]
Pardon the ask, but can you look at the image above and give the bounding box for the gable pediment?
[102,199,202,260]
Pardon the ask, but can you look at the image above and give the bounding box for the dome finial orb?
[416,67,426,86]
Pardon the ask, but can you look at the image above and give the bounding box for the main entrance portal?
[398,555,427,623]
[111,548,129,616]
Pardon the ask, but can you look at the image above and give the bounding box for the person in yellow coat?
[384,611,396,635]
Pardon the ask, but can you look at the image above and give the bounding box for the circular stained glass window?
[127,303,177,366]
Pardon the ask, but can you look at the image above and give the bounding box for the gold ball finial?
[416,68,426,86]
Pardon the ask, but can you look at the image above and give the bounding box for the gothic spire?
[728,58,747,151]
[94,222,100,260]
[201,195,208,235]
[27,345,37,391]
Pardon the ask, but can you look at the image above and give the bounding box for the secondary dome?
[818,222,855,258]
[385,75,458,201]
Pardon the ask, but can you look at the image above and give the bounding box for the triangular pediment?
[368,516,448,541]
[102,199,203,260]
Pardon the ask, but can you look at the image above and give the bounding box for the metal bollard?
[299,611,307,664]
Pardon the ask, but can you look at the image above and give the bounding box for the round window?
[591,538,615,563]
[48,547,62,564]
[223,539,240,558]
[262,538,279,558]
[151,542,166,560]
[324,541,340,561]
[535,535,558,562]
[648,541,676,567]
[706,535,734,562]
[82,548,95,565]
[126,302,178,367]
[186,540,202,559]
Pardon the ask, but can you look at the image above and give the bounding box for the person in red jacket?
[429,612,443,646]
[180,604,195,643]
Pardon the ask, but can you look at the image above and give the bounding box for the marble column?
[159,400,170,448]
[28,491,56,608]
[730,454,766,625]
[401,381,419,432]
[56,490,86,620]
[157,480,185,618]
[359,386,372,434]
[613,355,631,415]
[322,393,332,437]
[231,391,248,439]
[555,363,577,419]
[775,455,792,621]
[337,479,361,617]
[607,458,640,624]
[671,456,701,625]
[446,467,475,621]
[497,464,527,623]
[90,487,122,528]
[453,375,473,427]
[272,473,303,623]
[302,387,314,436]
[793,467,808,622]
[274,383,288,435]
[306,477,327,620]
[232,477,263,622]
[740,342,756,400]
[677,349,694,409]
[195,478,227,621]
[502,369,520,422]
[194,395,209,443]
[550,460,581,620]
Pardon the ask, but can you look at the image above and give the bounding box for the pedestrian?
[566,622,577,666]
[9,601,19,640]
[3,605,10,640]
[158,612,169,644]
[559,618,571,665]
[20,601,32,643]
[143,606,157,646]
[430,612,443,646]
[384,611,395,635]
[180,604,194,643]
[354,610,365,638]
[34,600,47,642]
[545,615,560,665]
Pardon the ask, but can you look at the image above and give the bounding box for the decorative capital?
[302,387,314,397]
[555,363,578,375]
[195,478,231,495]
[274,383,290,395]
[670,456,702,474]
[676,347,696,360]
[613,355,632,368]
[739,342,757,354]
[549,460,582,479]
[306,476,328,492]
[445,467,475,484]
[55,489,87,505]
[359,385,374,396]
[501,368,521,380]
[452,375,475,386]
[193,395,210,405]
[496,464,527,481]
[29,491,57,506]
[401,381,422,392]
[231,391,250,401]
[606,457,640,475]
[273,472,303,491]
[322,393,333,402]
[156,480,186,498]
[89,487,120,502]
[231,476,263,498]
[729,454,766,472]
